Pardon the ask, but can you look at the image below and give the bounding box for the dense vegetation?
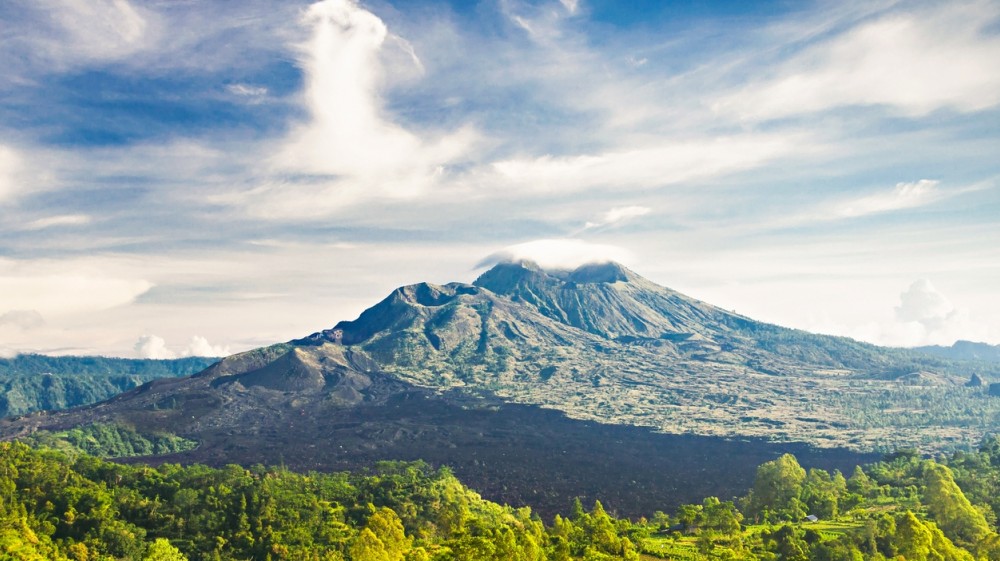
[638,439,1000,560]
[19,423,197,459]
[0,354,217,418]
[0,442,640,560]
[4,436,1000,560]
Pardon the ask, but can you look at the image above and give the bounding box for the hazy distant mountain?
[0,354,217,417]
[2,261,993,516]
[915,340,1000,363]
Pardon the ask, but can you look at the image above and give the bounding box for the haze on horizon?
[1,0,998,358]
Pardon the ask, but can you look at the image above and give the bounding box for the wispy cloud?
[714,2,1000,119]
[559,0,580,16]
[0,145,22,203]
[490,134,803,194]
[583,206,651,230]
[832,180,941,219]
[6,0,157,71]
[226,83,269,104]
[761,179,991,230]
[22,214,92,231]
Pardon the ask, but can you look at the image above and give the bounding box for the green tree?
[144,538,188,561]
[846,465,874,496]
[701,497,742,536]
[802,468,839,519]
[768,524,808,561]
[364,507,411,561]
[895,511,933,561]
[922,462,993,546]
[748,454,806,521]
[350,528,390,561]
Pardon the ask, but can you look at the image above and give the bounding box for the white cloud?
[895,279,958,333]
[833,180,940,219]
[263,0,474,217]
[0,145,24,203]
[625,55,648,68]
[31,0,157,67]
[0,143,69,205]
[134,334,174,359]
[133,334,227,359]
[0,309,45,330]
[885,307,985,348]
[831,279,996,347]
[23,214,92,230]
[226,83,269,103]
[716,2,1000,119]
[0,259,152,316]
[560,0,580,16]
[490,134,801,193]
[500,0,576,44]
[478,238,633,270]
[584,205,651,230]
[766,179,984,229]
[183,335,229,357]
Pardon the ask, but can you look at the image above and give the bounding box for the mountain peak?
[565,261,633,284]
[472,260,553,294]
[474,259,634,293]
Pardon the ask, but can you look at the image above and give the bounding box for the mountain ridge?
[0,354,217,418]
[916,340,1000,363]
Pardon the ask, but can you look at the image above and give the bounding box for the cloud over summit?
[477,239,633,271]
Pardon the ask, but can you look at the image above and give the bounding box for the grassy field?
[640,535,702,560]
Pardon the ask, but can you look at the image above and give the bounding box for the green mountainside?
[0,354,218,417]
[302,261,998,451]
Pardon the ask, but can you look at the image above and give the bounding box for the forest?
[3,436,1000,560]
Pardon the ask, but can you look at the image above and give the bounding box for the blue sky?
[1,0,999,357]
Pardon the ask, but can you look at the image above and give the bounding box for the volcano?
[2,261,985,517]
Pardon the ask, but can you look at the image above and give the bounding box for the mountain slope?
[295,261,992,450]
